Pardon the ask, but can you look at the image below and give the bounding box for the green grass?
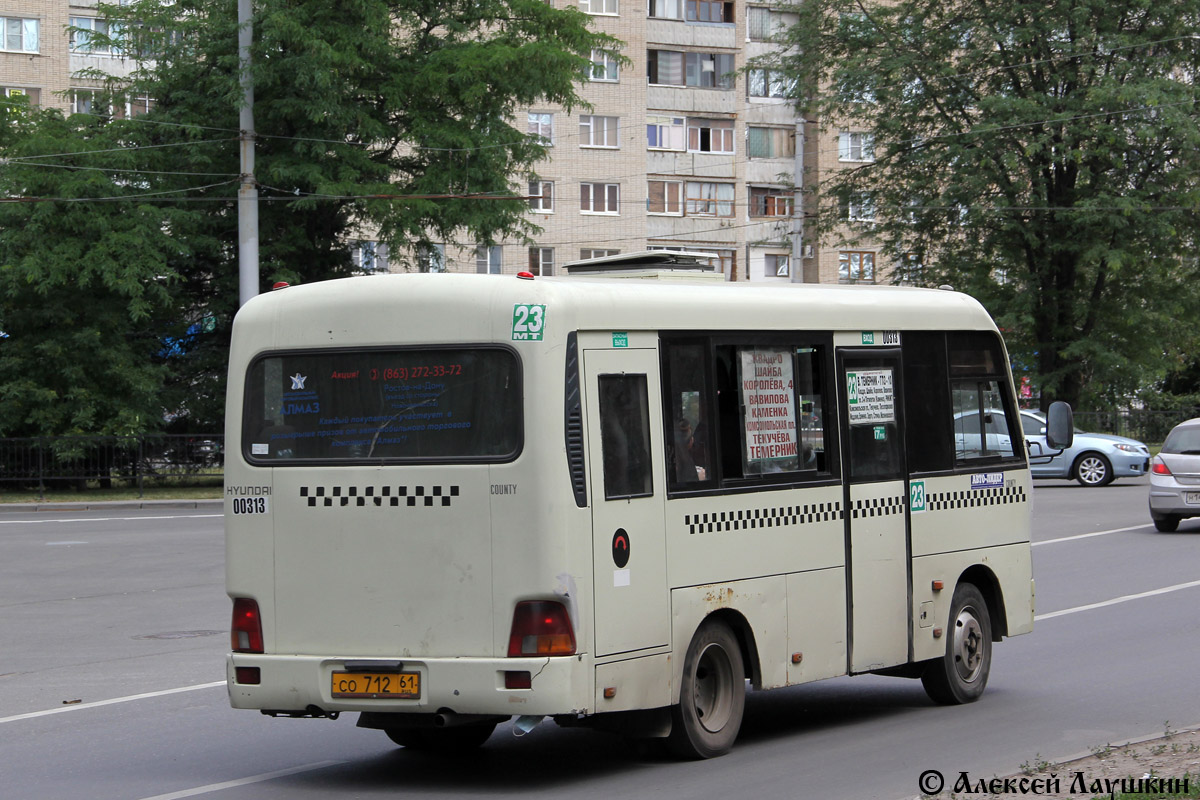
[0,478,222,504]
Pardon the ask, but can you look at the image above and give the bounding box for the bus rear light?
[507,600,576,657]
[235,667,261,685]
[231,598,264,653]
[1151,456,1172,476]
[504,671,532,689]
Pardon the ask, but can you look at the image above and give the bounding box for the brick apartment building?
[1,1,884,285]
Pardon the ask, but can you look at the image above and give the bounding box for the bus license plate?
[331,671,420,699]
[1186,492,1200,505]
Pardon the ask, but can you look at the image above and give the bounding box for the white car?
[1148,418,1200,531]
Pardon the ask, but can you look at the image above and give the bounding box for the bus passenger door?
[583,349,669,657]
[836,347,911,672]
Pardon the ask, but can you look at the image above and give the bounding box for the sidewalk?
[0,499,223,513]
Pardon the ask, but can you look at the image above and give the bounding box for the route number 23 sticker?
[512,304,547,341]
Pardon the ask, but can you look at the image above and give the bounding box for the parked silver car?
[1021,411,1150,487]
[1148,418,1200,531]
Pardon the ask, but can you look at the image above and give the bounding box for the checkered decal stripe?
[851,496,906,519]
[927,485,1026,511]
[300,485,460,508]
[684,503,842,535]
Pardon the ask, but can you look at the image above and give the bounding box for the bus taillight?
[231,598,264,653]
[508,600,576,657]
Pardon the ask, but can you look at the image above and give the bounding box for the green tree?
[0,0,616,435]
[779,0,1200,410]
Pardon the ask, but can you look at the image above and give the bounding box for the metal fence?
[0,434,224,497]
[1072,409,1200,445]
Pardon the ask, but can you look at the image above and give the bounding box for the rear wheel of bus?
[921,583,992,705]
[667,620,745,759]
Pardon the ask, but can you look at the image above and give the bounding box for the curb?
[0,499,223,513]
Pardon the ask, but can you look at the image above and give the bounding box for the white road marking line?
[136,761,345,800]
[1033,524,1151,546]
[1036,579,1200,621]
[0,681,225,725]
[0,514,222,525]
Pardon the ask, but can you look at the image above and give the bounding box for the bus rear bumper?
[226,653,592,717]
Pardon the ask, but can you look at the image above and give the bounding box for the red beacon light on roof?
[271,281,290,291]
[516,271,535,280]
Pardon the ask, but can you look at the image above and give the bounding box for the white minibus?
[225,254,1050,758]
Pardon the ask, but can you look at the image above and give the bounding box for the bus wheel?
[385,722,496,751]
[667,620,746,759]
[921,583,992,705]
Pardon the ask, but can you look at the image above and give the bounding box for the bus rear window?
[242,347,521,463]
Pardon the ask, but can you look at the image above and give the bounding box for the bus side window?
[903,331,953,473]
[598,374,654,499]
[948,332,1020,464]
[663,341,713,489]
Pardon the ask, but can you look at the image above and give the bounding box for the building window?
[685,182,734,217]
[590,50,620,82]
[765,254,790,277]
[748,69,792,98]
[581,182,620,214]
[747,126,794,158]
[686,0,733,23]
[71,90,105,116]
[648,50,683,86]
[839,251,875,284]
[838,131,875,162]
[581,248,620,259]
[353,241,389,273]
[70,17,123,55]
[1,18,39,53]
[686,53,735,89]
[687,118,734,153]
[528,179,554,212]
[749,187,793,217]
[417,244,446,273]
[648,180,683,215]
[747,6,786,40]
[580,0,618,13]
[647,114,685,150]
[528,247,555,276]
[527,112,553,145]
[847,193,876,222]
[476,245,503,274]
[115,95,152,119]
[580,115,619,148]
[649,0,683,19]
[649,50,733,89]
[2,87,41,107]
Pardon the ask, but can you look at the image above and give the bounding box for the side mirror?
[1045,401,1074,450]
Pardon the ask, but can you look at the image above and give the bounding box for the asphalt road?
[2,476,1197,800]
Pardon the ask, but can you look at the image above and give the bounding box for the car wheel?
[921,583,992,705]
[667,619,746,759]
[1153,515,1181,532]
[1073,453,1114,487]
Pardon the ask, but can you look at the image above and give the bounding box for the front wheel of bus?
[385,722,496,752]
[921,583,992,705]
[667,620,745,759]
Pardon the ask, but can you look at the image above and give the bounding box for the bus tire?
[921,583,992,705]
[667,620,746,759]
[385,722,496,751]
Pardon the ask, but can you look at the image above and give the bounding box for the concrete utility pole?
[789,116,807,283]
[237,0,259,307]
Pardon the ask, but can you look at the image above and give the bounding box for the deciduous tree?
[779,0,1200,409]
